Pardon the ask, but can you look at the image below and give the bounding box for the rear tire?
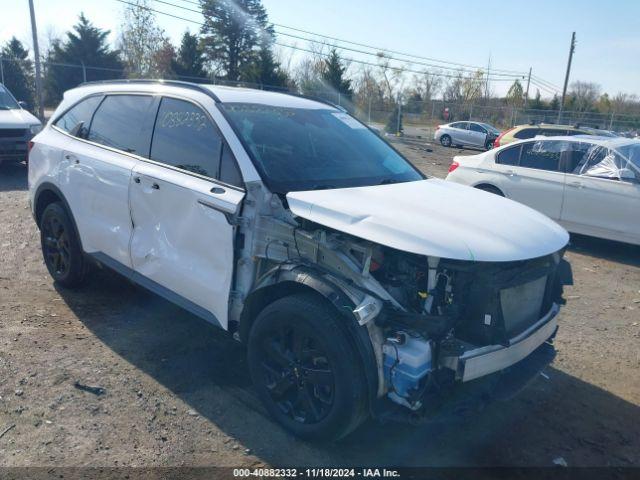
[475,184,504,196]
[440,134,452,147]
[40,202,86,288]
[248,293,368,441]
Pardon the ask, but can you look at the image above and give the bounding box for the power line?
[273,41,517,81]
[114,0,522,82]
[167,0,567,91]
[151,0,525,79]
[168,0,529,76]
[531,74,561,92]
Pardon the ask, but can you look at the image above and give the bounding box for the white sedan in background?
[446,136,640,246]
[434,121,500,150]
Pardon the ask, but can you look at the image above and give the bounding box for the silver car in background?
[434,121,500,150]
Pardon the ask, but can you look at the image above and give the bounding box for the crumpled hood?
[286,179,569,262]
[0,108,40,129]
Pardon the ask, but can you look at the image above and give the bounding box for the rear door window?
[580,147,625,180]
[514,128,537,139]
[55,95,103,138]
[450,122,466,129]
[519,140,564,171]
[539,129,565,137]
[496,145,521,166]
[88,95,155,156]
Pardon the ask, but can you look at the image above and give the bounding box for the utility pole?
[557,32,576,124]
[524,67,532,108]
[81,61,87,83]
[396,93,402,136]
[484,53,491,99]
[0,57,4,85]
[28,0,44,121]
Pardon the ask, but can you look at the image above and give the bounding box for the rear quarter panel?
[28,128,64,217]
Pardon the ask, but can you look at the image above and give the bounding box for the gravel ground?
[1,137,639,468]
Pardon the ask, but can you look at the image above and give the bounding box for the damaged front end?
[235,192,572,420]
[370,247,571,418]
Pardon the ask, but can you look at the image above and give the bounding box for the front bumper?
[440,303,559,382]
[0,131,32,162]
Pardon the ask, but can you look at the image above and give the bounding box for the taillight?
[27,141,34,164]
[448,161,460,173]
[493,127,515,148]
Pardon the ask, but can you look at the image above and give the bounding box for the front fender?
[240,264,379,406]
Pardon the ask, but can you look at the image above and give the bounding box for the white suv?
[29,80,571,440]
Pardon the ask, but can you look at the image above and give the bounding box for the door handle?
[505,169,517,177]
[65,154,79,164]
[569,181,586,189]
[210,187,226,194]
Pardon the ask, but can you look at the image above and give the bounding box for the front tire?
[40,202,86,288]
[248,293,368,441]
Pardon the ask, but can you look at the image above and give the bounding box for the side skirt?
[89,252,224,330]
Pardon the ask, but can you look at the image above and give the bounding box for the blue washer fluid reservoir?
[383,332,433,409]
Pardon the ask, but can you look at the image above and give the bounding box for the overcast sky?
[1,0,639,98]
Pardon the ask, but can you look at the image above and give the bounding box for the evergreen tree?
[200,0,270,81]
[505,79,524,107]
[172,31,208,82]
[1,38,34,108]
[45,14,122,104]
[240,35,289,88]
[549,94,560,111]
[529,89,544,110]
[321,49,353,97]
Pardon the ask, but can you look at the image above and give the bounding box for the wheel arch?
[473,182,506,196]
[34,182,83,250]
[239,266,379,405]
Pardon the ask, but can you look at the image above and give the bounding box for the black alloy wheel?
[259,322,335,424]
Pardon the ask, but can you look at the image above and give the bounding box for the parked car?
[493,123,593,148]
[0,83,42,166]
[29,80,571,440]
[446,136,640,246]
[433,121,500,150]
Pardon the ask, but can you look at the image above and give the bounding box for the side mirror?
[18,101,29,109]
[619,168,637,182]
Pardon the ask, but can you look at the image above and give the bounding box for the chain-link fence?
[2,56,639,136]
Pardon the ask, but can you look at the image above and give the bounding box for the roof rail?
[79,79,221,103]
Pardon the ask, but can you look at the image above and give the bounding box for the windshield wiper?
[310,184,337,190]
[378,178,400,185]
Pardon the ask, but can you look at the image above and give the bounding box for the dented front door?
[129,161,244,329]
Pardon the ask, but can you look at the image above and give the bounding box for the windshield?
[0,85,20,110]
[615,143,640,171]
[220,103,423,193]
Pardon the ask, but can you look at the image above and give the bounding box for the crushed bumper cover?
[440,303,559,382]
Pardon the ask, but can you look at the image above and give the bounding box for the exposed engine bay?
[234,198,571,416]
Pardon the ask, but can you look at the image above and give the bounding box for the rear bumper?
[440,303,559,382]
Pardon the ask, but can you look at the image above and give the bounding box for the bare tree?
[118,0,169,78]
[413,70,443,103]
[568,81,601,113]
